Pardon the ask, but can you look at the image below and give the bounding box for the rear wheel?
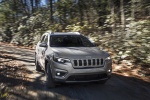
[35,53,41,71]
[45,62,55,88]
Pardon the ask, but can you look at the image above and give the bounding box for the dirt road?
[0,44,150,100]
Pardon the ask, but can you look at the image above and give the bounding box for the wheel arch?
[45,57,52,70]
[45,59,48,70]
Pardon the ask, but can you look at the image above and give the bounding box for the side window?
[41,35,45,43]
[44,35,48,43]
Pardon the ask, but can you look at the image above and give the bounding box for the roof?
[52,32,80,35]
[44,31,81,36]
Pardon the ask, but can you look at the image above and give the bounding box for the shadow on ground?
[0,51,34,63]
[1,71,150,100]
[0,44,150,100]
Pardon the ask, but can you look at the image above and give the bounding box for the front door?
[38,35,48,68]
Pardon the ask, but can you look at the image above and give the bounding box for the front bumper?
[50,60,112,83]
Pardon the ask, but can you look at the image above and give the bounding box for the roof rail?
[67,32,80,35]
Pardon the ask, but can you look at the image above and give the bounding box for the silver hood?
[51,47,109,59]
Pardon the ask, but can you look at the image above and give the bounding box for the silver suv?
[35,31,112,88]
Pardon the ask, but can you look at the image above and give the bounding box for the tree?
[131,0,135,20]
[109,0,115,34]
[120,0,125,31]
[49,0,53,22]
[78,0,84,25]
[30,0,34,13]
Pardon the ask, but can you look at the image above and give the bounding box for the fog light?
[56,71,67,77]
[56,72,60,76]
[107,69,112,73]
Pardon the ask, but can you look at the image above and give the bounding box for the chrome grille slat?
[99,59,101,65]
[73,58,104,67]
[95,59,97,66]
[91,59,93,66]
[77,60,79,66]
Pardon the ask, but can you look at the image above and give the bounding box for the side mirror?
[39,43,47,47]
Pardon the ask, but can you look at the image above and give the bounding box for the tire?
[35,53,41,71]
[45,62,55,88]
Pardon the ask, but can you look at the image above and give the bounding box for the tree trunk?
[49,0,53,23]
[24,0,30,16]
[109,0,115,34]
[13,0,18,21]
[35,0,38,9]
[131,0,135,20]
[78,0,84,26]
[30,0,34,14]
[120,0,125,32]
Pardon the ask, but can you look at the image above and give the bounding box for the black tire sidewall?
[46,62,55,88]
[35,53,41,71]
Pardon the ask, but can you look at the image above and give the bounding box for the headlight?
[53,56,70,63]
[105,56,111,60]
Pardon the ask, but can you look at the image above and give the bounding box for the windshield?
[50,35,95,47]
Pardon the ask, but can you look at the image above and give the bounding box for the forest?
[0,0,150,99]
[0,0,149,67]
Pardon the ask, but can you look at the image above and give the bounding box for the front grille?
[73,58,104,67]
[66,73,108,81]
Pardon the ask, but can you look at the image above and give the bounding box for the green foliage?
[94,19,150,66]
[10,14,50,46]
[0,85,8,99]
[0,25,12,42]
[0,0,149,66]
[0,92,8,99]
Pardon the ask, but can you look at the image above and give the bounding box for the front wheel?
[45,62,55,88]
[35,53,41,71]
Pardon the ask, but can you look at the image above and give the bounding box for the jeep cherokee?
[35,31,112,88]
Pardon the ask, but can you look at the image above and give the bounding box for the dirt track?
[0,44,150,100]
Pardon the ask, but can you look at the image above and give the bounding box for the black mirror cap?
[39,43,47,47]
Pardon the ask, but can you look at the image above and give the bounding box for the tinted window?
[50,35,95,47]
